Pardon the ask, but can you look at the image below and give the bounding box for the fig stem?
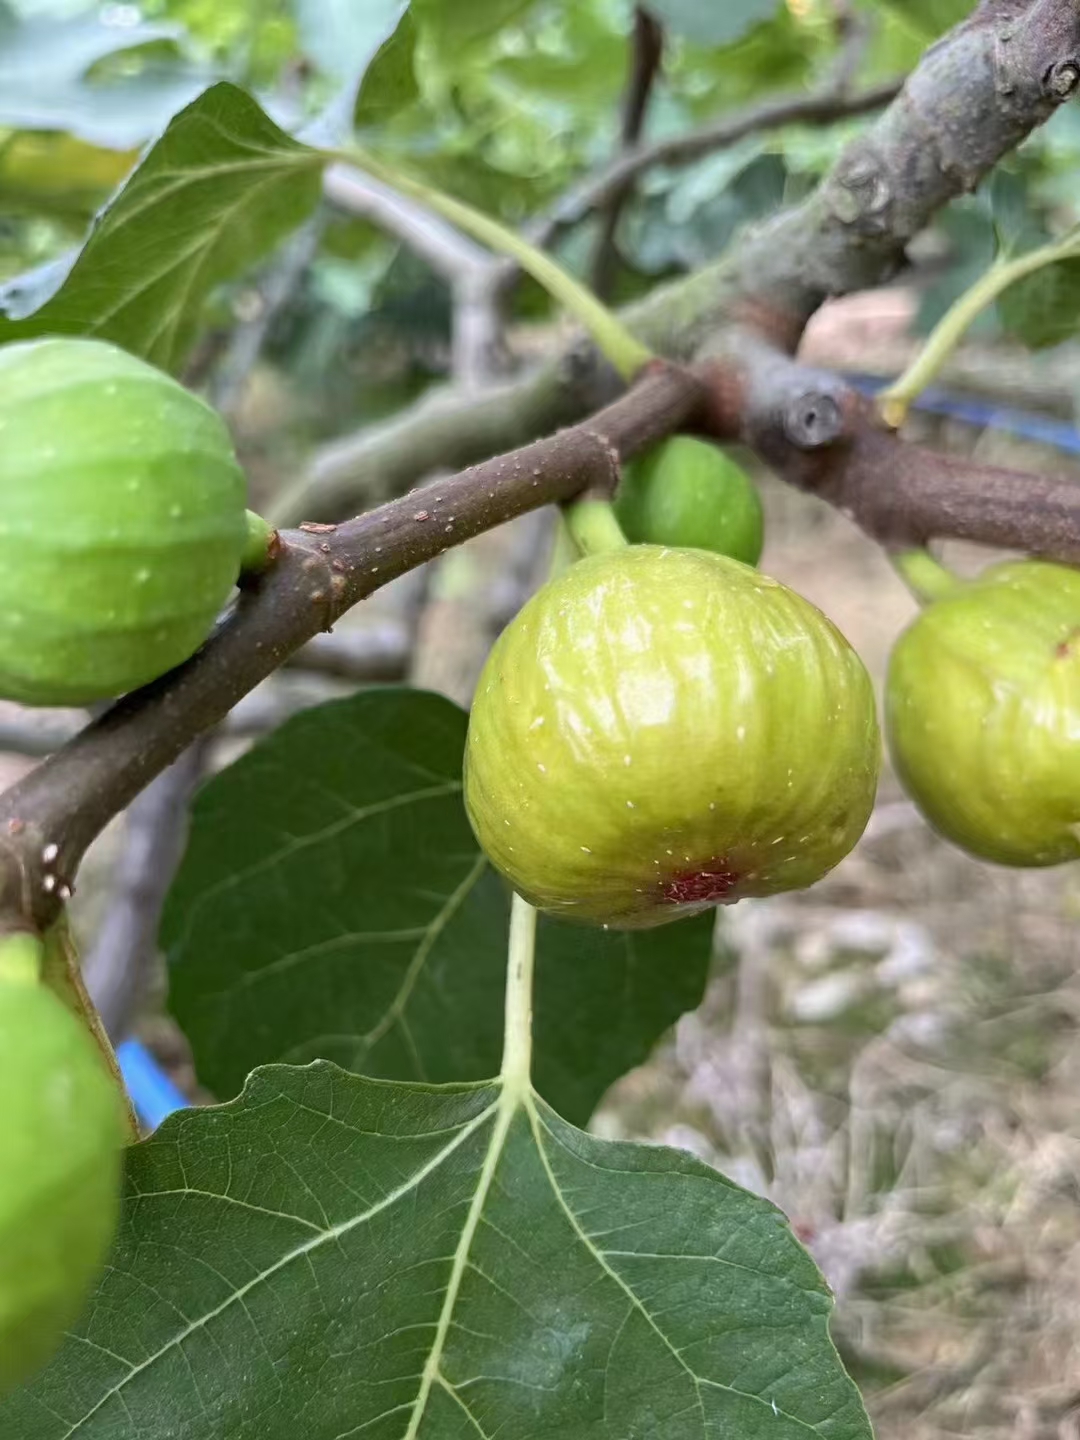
[239,511,277,577]
[0,930,43,986]
[893,548,964,605]
[334,147,653,382]
[564,498,630,558]
[880,224,1080,428]
[42,918,140,1142]
[500,892,537,1094]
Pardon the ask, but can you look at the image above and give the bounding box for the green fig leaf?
[0,83,325,374]
[1,1064,872,1439]
[163,689,717,1125]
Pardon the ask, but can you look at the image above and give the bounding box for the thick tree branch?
[5,344,1080,933]
[0,363,708,929]
[530,76,902,250]
[4,2,1080,942]
[297,5,1080,522]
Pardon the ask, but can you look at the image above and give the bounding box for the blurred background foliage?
[7,0,1080,435]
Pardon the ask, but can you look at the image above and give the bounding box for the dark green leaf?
[999,254,1080,349]
[353,9,420,129]
[164,688,715,1126]
[0,83,325,372]
[643,0,782,47]
[3,1065,872,1439]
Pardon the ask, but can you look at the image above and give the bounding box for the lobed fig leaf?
[0,337,251,705]
[886,559,1080,866]
[615,436,765,566]
[465,546,880,928]
[0,964,126,1396]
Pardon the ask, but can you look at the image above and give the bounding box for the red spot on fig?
[662,862,740,905]
[1056,627,1080,659]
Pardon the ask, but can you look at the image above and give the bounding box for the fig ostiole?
[0,336,252,706]
[0,942,126,1395]
[886,559,1080,866]
[615,436,765,566]
[465,545,880,929]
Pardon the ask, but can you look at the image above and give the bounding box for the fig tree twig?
[0,361,709,929]
[5,350,1080,932]
[587,7,664,301]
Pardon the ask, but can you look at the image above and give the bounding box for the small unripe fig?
[0,337,251,705]
[0,961,126,1395]
[465,546,880,928]
[615,436,765,566]
[886,559,1080,866]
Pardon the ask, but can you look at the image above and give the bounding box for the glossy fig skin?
[0,980,126,1395]
[615,436,765,566]
[465,546,880,928]
[0,337,249,706]
[886,560,1080,867]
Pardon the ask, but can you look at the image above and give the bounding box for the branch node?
[783,392,845,450]
[1045,58,1080,100]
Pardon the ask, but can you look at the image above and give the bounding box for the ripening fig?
[465,546,880,928]
[0,941,126,1395]
[615,436,765,566]
[886,559,1080,866]
[0,337,255,705]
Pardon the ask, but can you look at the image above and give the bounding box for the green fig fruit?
[0,960,126,1395]
[0,336,250,706]
[886,559,1080,866]
[465,545,880,928]
[615,436,765,566]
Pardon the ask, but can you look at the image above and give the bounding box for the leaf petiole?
[501,892,537,1094]
[332,146,653,382]
[892,547,964,605]
[881,225,1080,427]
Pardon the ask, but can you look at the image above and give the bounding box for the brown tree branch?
[529,77,902,251]
[588,7,665,301]
[3,2,1080,940]
[0,362,709,930]
[295,5,1079,524]
[5,345,1080,934]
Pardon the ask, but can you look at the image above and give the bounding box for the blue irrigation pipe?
[117,1037,189,1132]
[115,374,1080,1134]
[844,373,1080,456]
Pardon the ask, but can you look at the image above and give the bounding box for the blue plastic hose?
[845,373,1080,456]
[117,1037,189,1131]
